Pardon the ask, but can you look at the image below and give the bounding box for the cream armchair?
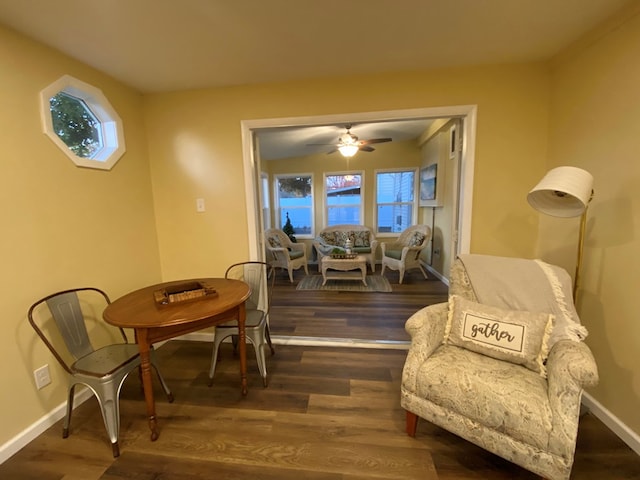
[401,254,598,480]
[380,224,431,283]
[264,228,308,283]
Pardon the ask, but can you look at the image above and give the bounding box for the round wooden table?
[103,278,251,441]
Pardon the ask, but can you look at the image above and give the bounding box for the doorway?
[241,105,476,267]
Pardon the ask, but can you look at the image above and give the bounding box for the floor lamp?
[527,166,594,303]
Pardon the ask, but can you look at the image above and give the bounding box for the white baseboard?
[424,263,449,286]
[179,331,410,350]
[582,392,640,455]
[0,387,93,464]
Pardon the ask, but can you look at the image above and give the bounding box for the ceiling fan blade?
[359,146,375,152]
[306,143,336,147]
[326,148,338,154]
[359,137,392,145]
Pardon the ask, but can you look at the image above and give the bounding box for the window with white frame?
[325,172,363,226]
[375,169,417,233]
[40,75,125,170]
[275,174,313,237]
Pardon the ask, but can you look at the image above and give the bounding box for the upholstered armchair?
[264,228,309,283]
[401,254,598,480]
[380,224,431,283]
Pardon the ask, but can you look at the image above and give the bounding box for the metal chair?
[27,287,173,457]
[208,262,275,387]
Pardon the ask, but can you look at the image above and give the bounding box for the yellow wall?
[0,26,162,447]
[541,5,640,433]
[144,63,550,281]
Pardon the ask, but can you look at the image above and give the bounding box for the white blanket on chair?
[457,254,588,348]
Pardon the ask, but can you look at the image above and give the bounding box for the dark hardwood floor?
[2,266,639,479]
[269,266,449,343]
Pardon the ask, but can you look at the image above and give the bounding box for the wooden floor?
[1,341,639,479]
[2,266,639,478]
[269,266,449,343]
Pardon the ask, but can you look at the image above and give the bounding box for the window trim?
[40,75,126,170]
[374,167,419,237]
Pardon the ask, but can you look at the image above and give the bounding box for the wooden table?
[321,255,368,286]
[103,278,251,441]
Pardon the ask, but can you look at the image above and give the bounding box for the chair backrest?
[397,225,431,248]
[225,261,275,315]
[264,229,291,261]
[28,287,116,372]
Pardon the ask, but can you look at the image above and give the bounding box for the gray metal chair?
[27,287,173,457]
[208,262,275,387]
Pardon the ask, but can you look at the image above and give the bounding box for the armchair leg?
[406,410,418,437]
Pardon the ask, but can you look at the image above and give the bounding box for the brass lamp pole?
[527,166,594,303]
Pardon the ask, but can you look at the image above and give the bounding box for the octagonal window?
[40,75,125,170]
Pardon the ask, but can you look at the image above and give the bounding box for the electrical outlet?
[196,198,205,212]
[34,364,51,389]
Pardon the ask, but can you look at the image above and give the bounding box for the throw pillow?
[408,231,425,247]
[334,231,350,247]
[268,236,282,248]
[444,295,554,377]
[320,231,335,245]
[353,230,370,247]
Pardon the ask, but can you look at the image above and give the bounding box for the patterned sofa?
[401,254,598,480]
[313,224,378,272]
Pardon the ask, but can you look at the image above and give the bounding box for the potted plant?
[282,212,297,242]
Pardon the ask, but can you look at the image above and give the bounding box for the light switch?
[196,198,205,212]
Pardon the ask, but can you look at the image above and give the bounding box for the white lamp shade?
[527,166,593,218]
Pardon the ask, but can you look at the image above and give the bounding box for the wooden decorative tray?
[330,253,358,259]
[154,281,218,306]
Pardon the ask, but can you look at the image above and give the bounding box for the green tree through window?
[49,92,102,158]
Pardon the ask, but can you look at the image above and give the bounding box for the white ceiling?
[0,0,629,159]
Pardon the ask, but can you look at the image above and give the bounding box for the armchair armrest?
[405,303,448,359]
[546,339,599,457]
[547,339,599,394]
[289,242,306,256]
[381,242,402,255]
[402,303,448,390]
[266,245,292,259]
[400,245,424,260]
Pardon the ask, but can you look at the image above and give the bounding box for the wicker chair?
[380,224,431,283]
[264,228,309,282]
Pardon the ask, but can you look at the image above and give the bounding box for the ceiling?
[257,119,435,161]
[0,0,629,159]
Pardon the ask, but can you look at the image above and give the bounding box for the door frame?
[241,105,477,268]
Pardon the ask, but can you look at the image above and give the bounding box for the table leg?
[238,302,248,395]
[137,329,158,441]
[361,264,367,286]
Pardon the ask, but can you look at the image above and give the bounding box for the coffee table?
[321,255,368,286]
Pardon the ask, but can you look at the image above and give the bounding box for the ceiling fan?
[307,124,392,157]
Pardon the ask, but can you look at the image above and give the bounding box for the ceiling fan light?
[338,144,359,157]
